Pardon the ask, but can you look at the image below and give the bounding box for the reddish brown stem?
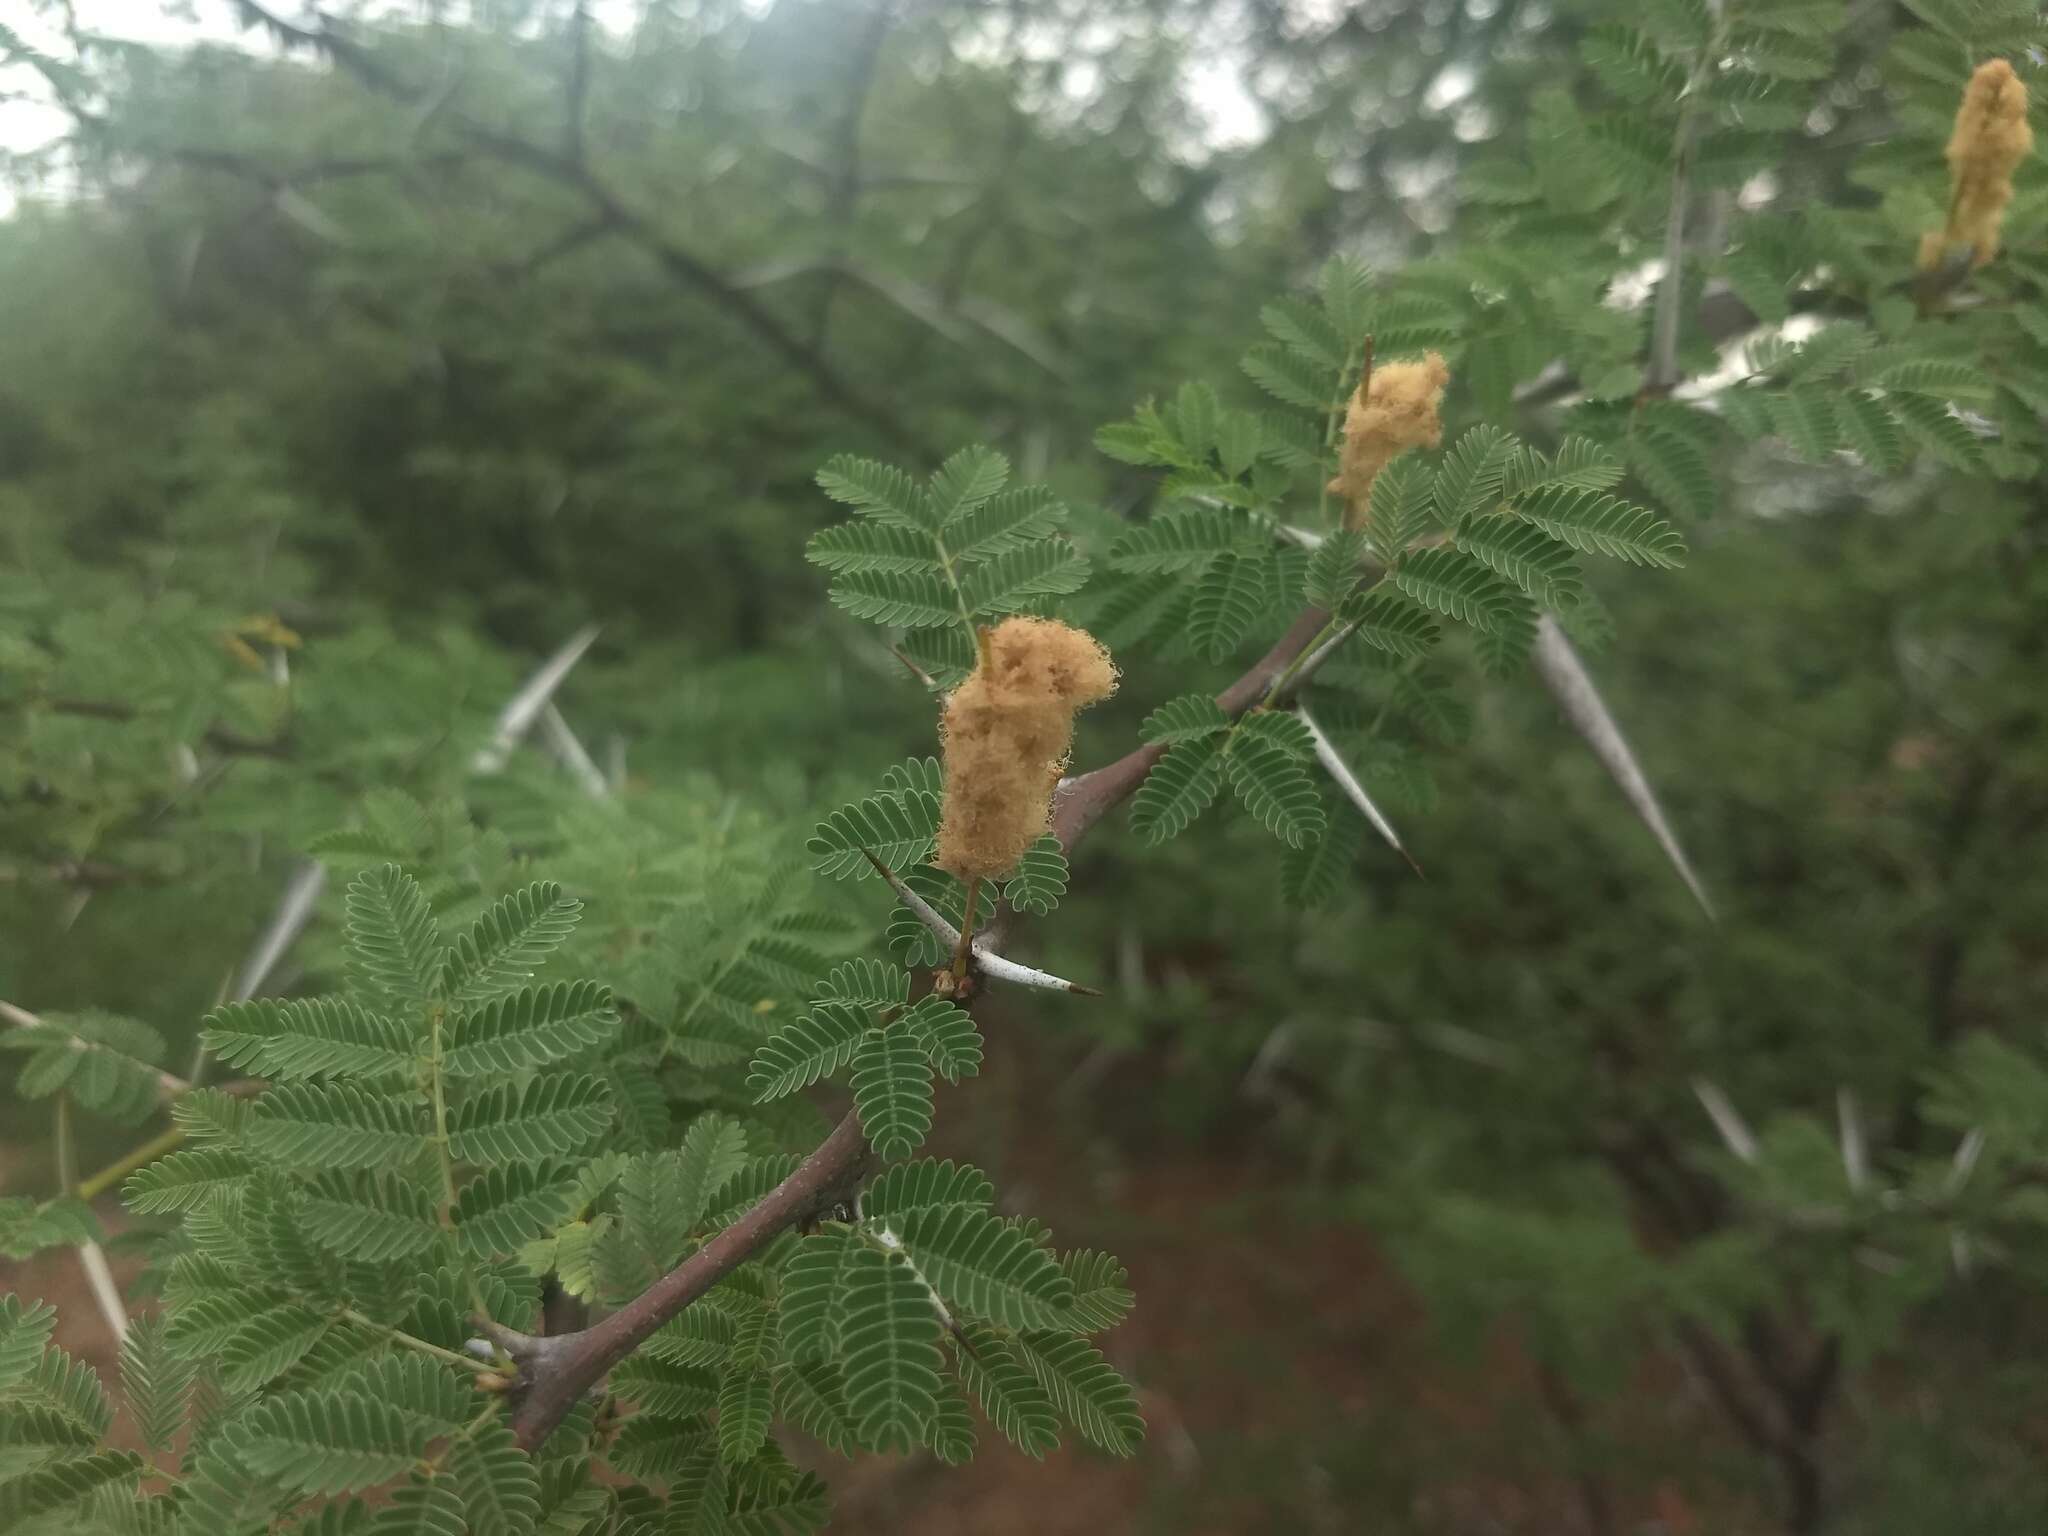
[506,1111,872,1449]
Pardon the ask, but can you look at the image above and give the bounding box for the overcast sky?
[1,0,1272,214]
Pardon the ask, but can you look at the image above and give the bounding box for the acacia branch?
[501,603,1340,1450]
[225,0,920,453]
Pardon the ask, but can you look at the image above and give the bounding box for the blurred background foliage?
[6,0,2048,1530]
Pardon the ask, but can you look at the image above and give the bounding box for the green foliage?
[849,1028,936,1162]
[837,1244,945,1453]
[6,0,2048,1525]
[811,450,1087,638]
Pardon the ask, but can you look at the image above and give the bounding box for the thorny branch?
[500,601,1345,1450]
[202,2,923,452]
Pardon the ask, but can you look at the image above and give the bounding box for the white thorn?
[1533,615,1715,920]
[232,860,326,1003]
[540,702,610,799]
[1693,1077,1758,1164]
[471,625,601,775]
[1297,706,1419,874]
[1837,1088,1867,1194]
[77,1240,128,1345]
[862,853,1098,995]
[1945,1128,1985,1196]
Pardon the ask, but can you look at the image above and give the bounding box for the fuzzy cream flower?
[1326,352,1451,530]
[934,617,1117,882]
[1922,58,2033,270]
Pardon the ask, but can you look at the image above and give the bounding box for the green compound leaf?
[748,1000,871,1102]
[234,1391,431,1496]
[1187,550,1269,662]
[781,1230,860,1362]
[1365,452,1437,559]
[124,1148,255,1214]
[1129,735,1227,845]
[1392,546,1525,634]
[246,1083,427,1170]
[1456,514,1585,610]
[343,865,445,1013]
[816,455,934,532]
[838,1244,944,1454]
[447,1074,613,1166]
[442,980,620,1077]
[1002,835,1069,916]
[1014,1331,1145,1457]
[862,1159,996,1222]
[850,1028,935,1163]
[898,996,982,1085]
[891,1203,1077,1331]
[438,881,582,1005]
[1337,587,1441,658]
[1512,486,1687,568]
[1139,693,1230,746]
[952,1324,1060,1460]
[298,1172,442,1262]
[1226,713,1328,849]
[1058,1250,1137,1333]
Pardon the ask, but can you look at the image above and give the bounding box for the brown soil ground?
[0,1026,1752,1535]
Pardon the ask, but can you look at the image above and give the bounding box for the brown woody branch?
[500,603,1336,1450]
